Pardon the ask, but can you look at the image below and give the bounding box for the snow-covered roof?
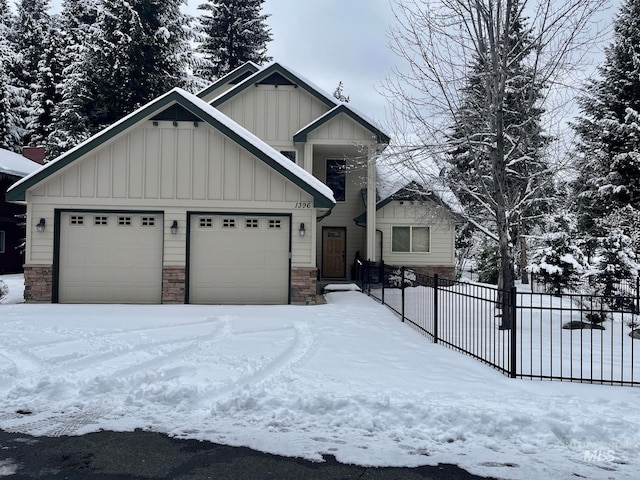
[376,148,463,215]
[209,62,390,143]
[0,149,41,178]
[7,88,335,207]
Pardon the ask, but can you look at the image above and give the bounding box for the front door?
[322,227,346,278]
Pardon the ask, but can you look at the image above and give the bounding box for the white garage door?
[58,212,163,303]
[189,214,290,304]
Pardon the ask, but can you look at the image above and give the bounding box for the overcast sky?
[39,0,621,137]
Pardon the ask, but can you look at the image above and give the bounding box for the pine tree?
[46,0,99,157]
[10,0,53,147]
[0,0,20,150]
[197,0,272,80]
[528,213,589,295]
[572,0,640,252]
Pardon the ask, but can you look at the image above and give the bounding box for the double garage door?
[57,212,291,304]
[189,214,290,304]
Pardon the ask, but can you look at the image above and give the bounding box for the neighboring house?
[6,61,459,304]
[354,180,461,278]
[0,149,42,274]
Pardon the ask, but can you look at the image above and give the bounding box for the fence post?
[401,266,405,322]
[433,274,439,344]
[510,286,517,379]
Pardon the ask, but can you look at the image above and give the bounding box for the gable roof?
[210,62,338,109]
[293,104,390,144]
[353,181,463,224]
[195,61,260,100]
[7,88,336,208]
[212,62,391,146]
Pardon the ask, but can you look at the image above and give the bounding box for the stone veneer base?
[291,267,318,304]
[23,264,53,303]
[162,266,186,304]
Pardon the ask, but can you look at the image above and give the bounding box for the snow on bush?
[0,280,8,302]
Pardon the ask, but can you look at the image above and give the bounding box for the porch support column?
[303,143,314,173]
[366,145,377,261]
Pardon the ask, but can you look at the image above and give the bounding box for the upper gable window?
[326,159,346,202]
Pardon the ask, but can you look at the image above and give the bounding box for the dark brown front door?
[322,227,346,278]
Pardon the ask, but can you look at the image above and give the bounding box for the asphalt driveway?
[0,428,500,480]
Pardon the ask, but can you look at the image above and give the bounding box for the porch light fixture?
[170,220,178,235]
[36,218,46,233]
[299,223,305,237]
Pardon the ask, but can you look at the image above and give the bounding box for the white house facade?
[7,62,457,305]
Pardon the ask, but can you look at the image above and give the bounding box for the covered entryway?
[322,227,346,278]
[57,212,163,303]
[188,214,290,304]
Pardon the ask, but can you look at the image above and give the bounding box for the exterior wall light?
[36,218,46,233]
[299,222,305,237]
[170,220,178,235]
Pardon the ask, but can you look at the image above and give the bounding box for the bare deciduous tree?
[382,0,610,326]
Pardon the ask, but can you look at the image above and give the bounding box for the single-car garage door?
[189,214,290,304]
[58,212,163,303]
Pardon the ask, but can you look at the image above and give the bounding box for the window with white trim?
[268,219,282,229]
[69,215,84,226]
[222,218,236,229]
[0,231,5,253]
[94,216,108,226]
[326,159,346,201]
[118,216,132,226]
[392,226,430,253]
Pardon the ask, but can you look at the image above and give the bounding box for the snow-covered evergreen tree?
[197,0,272,80]
[46,0,99,158]
[589,229,639,309]
[61,0,197,138]
[0,0,20,150]
[528,214,589,295]
[10,0,53,147]
[572,0,640,252]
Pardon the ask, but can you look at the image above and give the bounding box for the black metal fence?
[359,262,640,386]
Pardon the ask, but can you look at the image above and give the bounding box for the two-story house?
[6,62,457,304]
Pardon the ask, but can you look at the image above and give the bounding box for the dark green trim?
[196,62,260,99]
[185,211,293,305]
[52,209,61,303]
[211,63,337,110]
[52,208,165,304]
[151,104,202,122]
[293,104,390,144]
[8,90,335,208]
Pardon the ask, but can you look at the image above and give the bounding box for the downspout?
[354,219,383,263]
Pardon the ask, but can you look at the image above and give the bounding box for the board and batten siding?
[218,85,331,145]
[305,113,378,144]
[24,121,316,268]
[375,201,455,266]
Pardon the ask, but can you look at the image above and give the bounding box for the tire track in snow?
[207,321,315,400]
[36,316,233,375]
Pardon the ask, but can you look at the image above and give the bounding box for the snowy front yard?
[1,274,639,480]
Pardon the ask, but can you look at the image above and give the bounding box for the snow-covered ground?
[1,274,639,480]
